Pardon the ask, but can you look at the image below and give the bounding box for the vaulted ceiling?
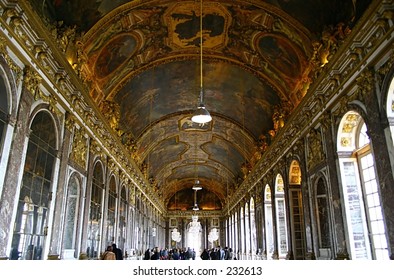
[29,0,371,211]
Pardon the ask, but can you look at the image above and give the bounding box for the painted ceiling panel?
[28,0,373,211]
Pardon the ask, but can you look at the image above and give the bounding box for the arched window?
[264,184,274,259]
[250,197,257,257]
[106,176,117,246]
[0,75,8,160]
[337,111,388,259]
[87,162,104,259]
[275,174,288,258]
[63,173,81,259]
[11,111,57,260]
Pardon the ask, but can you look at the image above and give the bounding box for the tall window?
[63,173,81,259]
[264,184,274,259]
[275,174,288,258]
[11,111,57,260]
[0,76,8,159]
[87,162,104,259]
[338,111,389,259]
[316,178,331,249]
[106,176,116,246]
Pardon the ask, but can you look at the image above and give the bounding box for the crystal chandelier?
[189,184,202,234]
[171,228,181,242]
[208,228,219,243]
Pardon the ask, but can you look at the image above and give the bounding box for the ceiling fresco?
[29,0,372,211]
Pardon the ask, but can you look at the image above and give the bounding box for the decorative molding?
[69,126,88,169]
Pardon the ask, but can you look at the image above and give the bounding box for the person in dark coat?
[112,243,123,260]
[144,248,151,260]
[200,248,210,260]
[150,247,160,260]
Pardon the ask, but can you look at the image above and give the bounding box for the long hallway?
[0,0,394,261]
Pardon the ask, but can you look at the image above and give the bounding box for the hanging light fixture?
[192,179,202,191]
[192,139,202,192]
[192,184,201,211]
[191,0,212,124]
[189,187,201,232]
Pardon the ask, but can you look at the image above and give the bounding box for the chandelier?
[189,185,202,234]
[171,228,181,242]
[208,228,219,243]
[191,0,212,124]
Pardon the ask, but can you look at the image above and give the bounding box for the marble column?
[0,87,34,259]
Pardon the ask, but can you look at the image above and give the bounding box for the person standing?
[200,248,209,260]
[112,243,123,260]
[101,246,116,260]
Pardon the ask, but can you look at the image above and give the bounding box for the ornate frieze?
[70,127,87,169]
[22,66,41,98]
[307,128,325,170]
[0,35,22,80]
[168,210,221,219]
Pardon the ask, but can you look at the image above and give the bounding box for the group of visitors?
[101,244,235,260]
[200,246,235,260]
[142,245,235,260]
[144,247,196,260]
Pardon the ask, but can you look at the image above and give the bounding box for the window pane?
[12,111,56,260]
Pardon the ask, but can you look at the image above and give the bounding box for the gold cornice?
[0,35,23,80]
[167,210,221,219]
